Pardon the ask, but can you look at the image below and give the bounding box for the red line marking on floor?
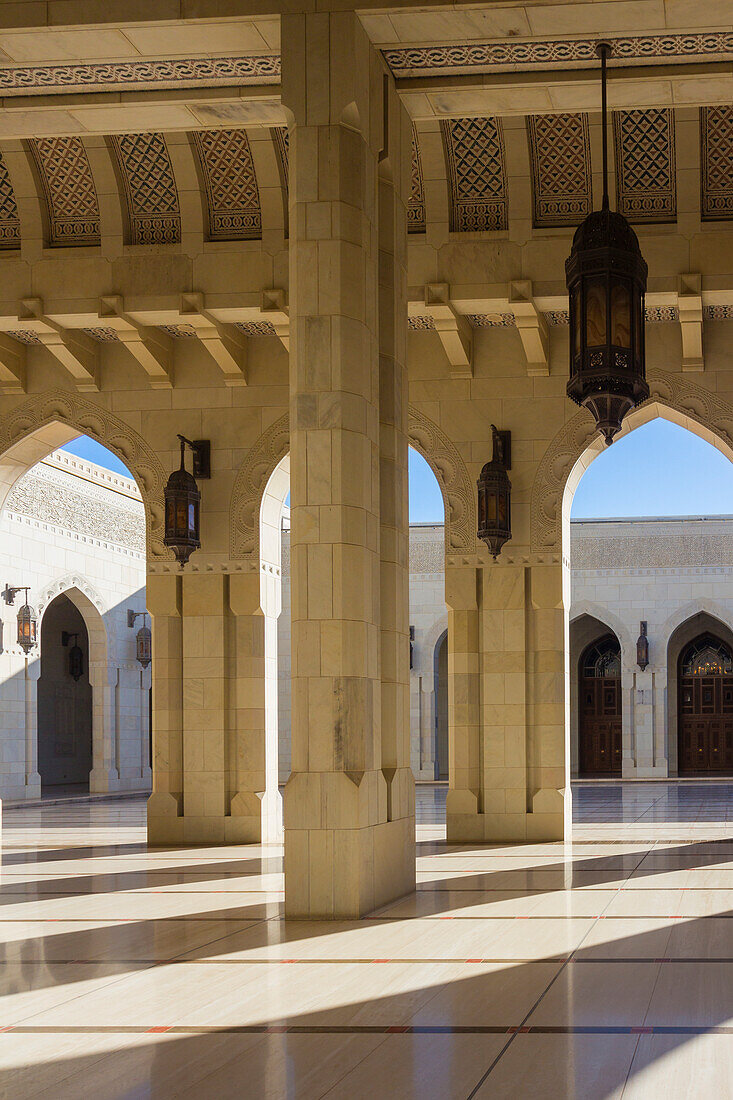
[373,959,391,963]
[146,1026,171,1033]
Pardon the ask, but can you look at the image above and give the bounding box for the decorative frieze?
[110,133,181,245]
[408,125,426,234]
[235,320,276,337]
[0,153,20,250]
[192,130,262,241]
[440,117,507,232]
[526,114,591,228]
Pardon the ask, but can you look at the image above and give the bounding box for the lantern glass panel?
[611,280,631,348]
[571,285,581,365]
[585,277,607,347]
[498,493,507,526]
[634,292,643,359]
[188,502,196,535]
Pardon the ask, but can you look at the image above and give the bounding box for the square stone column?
[446,562,565,844]
[147,573,184,842]
[282,11,414,917]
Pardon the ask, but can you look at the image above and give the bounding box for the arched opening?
[38,593,93,793]
[562,405,733,828]
[666,611,733,777]
[0,420,151,804]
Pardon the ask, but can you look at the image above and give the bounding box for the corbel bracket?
[100,295,173,389]
[677,273,704,372]
[179,292,247,386]
[19,298,98,392]
[509,280,549,377]
[423,282,472,378]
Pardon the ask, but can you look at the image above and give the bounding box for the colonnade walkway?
[1,785,732,1097]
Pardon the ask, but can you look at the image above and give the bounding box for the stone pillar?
[282,10,413,917]
[24,657,41,797]
[147,573,184,842]
[447,562,565,844]
[418,680,436,779]
[139,665,152,786]
[88,663,118,792]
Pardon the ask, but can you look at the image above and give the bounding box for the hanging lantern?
[62,630,84,680]
[637,620,649,671]
[17,596,37,655]
[566,42,648,446]
[477,425,512,560]
[164,435,209,567]
[136,623,152,669]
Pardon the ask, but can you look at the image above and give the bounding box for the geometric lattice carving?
[408,316,436,330]
[0,152,20,249]
[271,126,289,235]
[29,137,100,246]
[235,321,276,337]
[157,324,197,339]
[440,117,507,232]
[192,130,261,241]
[706,305,733,321]
[613,109,676,223]
[526,114,591,228]
[229,406,476,561]
[109,133,181,245]
[409,124,426,233]
[701,106,733,220]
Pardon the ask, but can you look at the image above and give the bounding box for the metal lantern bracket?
[3,583,26,606]
[180,436,211,479]
[494,429,511,471]
[128,609,148,628]
[61,631,78,648]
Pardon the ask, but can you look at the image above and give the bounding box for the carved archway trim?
[0,390,168,559]
[229,407,476,560]
[531,370,733,552]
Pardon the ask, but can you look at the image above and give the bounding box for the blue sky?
[61,418,733,523]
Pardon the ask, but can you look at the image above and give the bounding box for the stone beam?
[179,293,248,386]
[421,282,472,378]
[509,280,549,377]
[0,333,25,394]
[18,299,98,391]
[677,273,704,373]
[99,296,173,389]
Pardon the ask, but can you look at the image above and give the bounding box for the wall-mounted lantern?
[477,425,512,561]
[128,609,152,669]
[565,42,649,446]
[164,435,211,567]
[409,625,415,670]
[637,621,649,671]
[61,631,84,681]
[2,584,38,654]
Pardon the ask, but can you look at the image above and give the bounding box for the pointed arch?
[228,406,476,562]
[570,600,635,667]
[0,389,167,559]
[531,369,733,552]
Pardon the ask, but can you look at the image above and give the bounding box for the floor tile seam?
[1,1024,732,1035]
[6,959,162,1029]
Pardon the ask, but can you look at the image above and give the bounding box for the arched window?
[680,634,733,677]
[581,635,621,678]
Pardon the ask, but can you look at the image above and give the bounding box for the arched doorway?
[678,633,733,774]
[578,635,622,776]
[37,593,92,792]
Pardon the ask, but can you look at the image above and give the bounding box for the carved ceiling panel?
[192,129,262,241]
[110,132,181,245]
[613,108,676,223]
[29,137,100,246]
[701,106,733,220]
[440,117,507,232]
[0,153,20,250]
[526,113,591,228]
[408,124,426,234]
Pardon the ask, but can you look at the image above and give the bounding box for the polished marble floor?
[1,784,732,1098]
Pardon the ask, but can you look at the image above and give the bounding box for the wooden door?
[679,654,733,774]
[579,636,622,776]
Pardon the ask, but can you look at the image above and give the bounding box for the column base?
[447,788,565,844]
[147,790,282,846]
[89,767,119,793]
[284,771,415,918]
[25,773,41,799]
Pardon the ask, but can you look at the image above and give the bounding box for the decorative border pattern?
[408,125,426,233]
[82,327,120,342]
[706,304,733,320]
[29,137,100,246]
[235,321,276,337]
[408,316,435,330]
[158,324,197,339]
[0,389,168,559]
[384,33,733,79]
[0,153,20,250]
[546,310,570,326]
[646,305,679,322]
[110,133,181,246]
[701,106,733,220]
[441,117,507,232]
[229,406,476,560]
[531,370,733,552]
[0,54,281,97]
[526,114,591,228]
[467,313,516,328]
[192,129,262,241]
[271,126,289,235]
[613,109,676,223]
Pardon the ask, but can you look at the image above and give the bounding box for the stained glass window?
[680,634,733,676]
[582,636,621,678]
